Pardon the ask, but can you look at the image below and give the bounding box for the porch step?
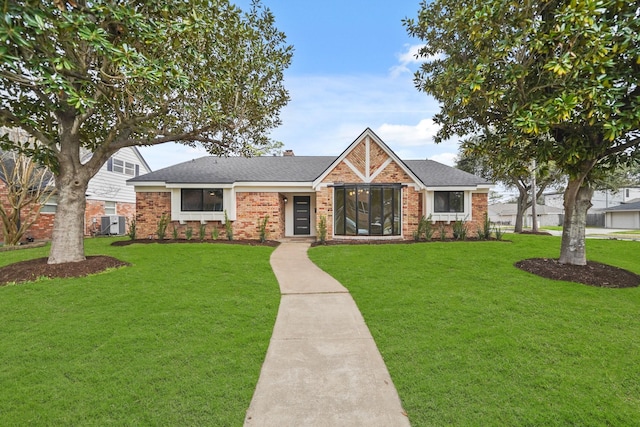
[277,237,316,243]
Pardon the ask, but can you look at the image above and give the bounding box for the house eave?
[424,185,490,191]
[128,181,166,187]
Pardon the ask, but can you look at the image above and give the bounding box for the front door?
[293,196,311,235]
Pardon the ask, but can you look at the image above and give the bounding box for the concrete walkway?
[244,243,410,427]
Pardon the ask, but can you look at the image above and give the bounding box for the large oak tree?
[405,0,640,265]
[0,0,292,264]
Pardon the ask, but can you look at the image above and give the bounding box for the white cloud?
[429,152,457,166]
[138,72,461,170]
[376,119,440,147]
[389,44,424,78]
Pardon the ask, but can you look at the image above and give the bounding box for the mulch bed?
[0,256,129,286]
[515,258,640,288]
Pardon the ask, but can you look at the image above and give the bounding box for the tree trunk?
[559,179,594,266]
[47,170,89,264]
[514,188,528,232]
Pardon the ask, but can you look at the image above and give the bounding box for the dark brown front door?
[293,196,311,235]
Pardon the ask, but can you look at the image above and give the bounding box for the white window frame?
[124,161,135,176]
[426,190,472,222]
[112,158,124,174]
[104,201,116,215]
[40,195,58,214]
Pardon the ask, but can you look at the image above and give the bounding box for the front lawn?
[0,238,280,426]
[309,234,640,426]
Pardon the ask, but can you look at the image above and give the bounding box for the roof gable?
[313,128,424,188]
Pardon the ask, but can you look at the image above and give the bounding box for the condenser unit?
[101,215,126,235]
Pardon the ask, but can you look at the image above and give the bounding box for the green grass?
[0,238,280,426]
[309,234,640,426]
[613,229,640,235]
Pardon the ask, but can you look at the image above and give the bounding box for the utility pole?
[531,159,538,232]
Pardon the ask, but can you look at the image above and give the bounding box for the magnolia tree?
[0,0,292,264]
[405,0,640,265]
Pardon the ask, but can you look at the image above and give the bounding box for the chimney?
[283,149,295,157]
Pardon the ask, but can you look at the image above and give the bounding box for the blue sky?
[139,0,460,170]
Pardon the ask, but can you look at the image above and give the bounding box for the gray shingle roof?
[128,155,492,187]
[602,200,640,212]
[404,160,491,187]
[128,156,336,184]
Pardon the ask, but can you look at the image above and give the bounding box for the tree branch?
[603,136,640,158]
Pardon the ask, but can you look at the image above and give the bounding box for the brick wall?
[316,187,333,238]
[27,211,55,240]
[135,191,171,239]
[235,192,283,240]
[470,192,488,236]
[135,191,285,241]
[85,200,136,236]
[428,192,489,239]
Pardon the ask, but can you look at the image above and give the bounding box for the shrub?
[211,227,219,240]
[478,212,492,240]
[127,218,137,240]
[452,217,468,241]
[199,223,206,241]
[415,215,434,241]
[494,225,504,241]
[224,210,233,241]
[258,216,269,243]
[317,215,327,244]
[414,217,425,241]
[185,226,193,240]
[156,214,169,240]
[172,225,179,240]
[438,222,447,241]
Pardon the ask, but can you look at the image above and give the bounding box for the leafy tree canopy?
[405,0,640,176]
[0,0,292,263]
[0,0,292,170]
[405,0,640,264]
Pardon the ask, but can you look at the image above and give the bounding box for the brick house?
[128,128,492,241]
[0,132,152,242]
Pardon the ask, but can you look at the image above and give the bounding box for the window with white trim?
[108,157,137,176]
[181,189,224,211]
[434,191,464,213]
[40,195,57,213]
[104,201,116,215]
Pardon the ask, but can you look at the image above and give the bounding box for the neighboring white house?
[544,188,640,210]
[1,127,152,241]
[602,199,640,229]
[82,147,152,235]
[489,203,563,227]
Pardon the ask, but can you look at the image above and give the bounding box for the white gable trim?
[312,128,425,189]
[342,158,368,182]
[369,158,393,182]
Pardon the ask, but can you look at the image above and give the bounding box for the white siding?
[86,147,152,204]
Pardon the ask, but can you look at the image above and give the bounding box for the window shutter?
[135,164,140,176]
[107,158,113,171]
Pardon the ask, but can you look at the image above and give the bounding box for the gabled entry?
[293,196,311,235]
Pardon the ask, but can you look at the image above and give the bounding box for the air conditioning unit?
[101,215,126,235]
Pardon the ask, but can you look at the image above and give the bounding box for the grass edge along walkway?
[309,234,640,426]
